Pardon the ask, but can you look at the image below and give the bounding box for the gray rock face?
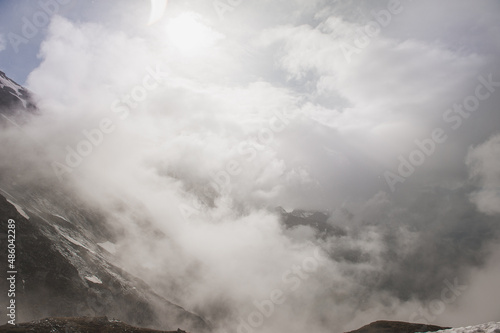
[0,71,37,115]
[279,207,347,238]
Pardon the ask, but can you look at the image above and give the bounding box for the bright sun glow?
[166,13,223,55]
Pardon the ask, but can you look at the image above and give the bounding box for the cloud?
[467,133,500,215]
[250,0,500,206]
[0,33,6,52]
[1,1,500,332]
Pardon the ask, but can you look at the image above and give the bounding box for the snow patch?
[97,241,117,254]
[85,275,102,284]
[0,75,27,107]
[64,235,85,247]
[62,234,96,254]
[52,213,70,222]
[421,322,500,333]
[0,75,22,95]
[7,199,30,219]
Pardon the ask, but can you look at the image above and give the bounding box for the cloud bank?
[1,0,500,332]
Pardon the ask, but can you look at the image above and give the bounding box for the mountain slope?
[0,193,210,331]
[0,70,209,331]
[0,70,36,115]
[344,320,449,333]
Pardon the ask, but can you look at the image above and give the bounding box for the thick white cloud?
[1,1,500,332]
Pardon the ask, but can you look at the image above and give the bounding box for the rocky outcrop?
[345,320,450,333]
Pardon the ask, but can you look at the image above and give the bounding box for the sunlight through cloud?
[165,12,224,55]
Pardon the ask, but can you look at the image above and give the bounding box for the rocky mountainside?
[0,71,37,116]
[344,320,449,333]
[3,318,499,333]
[0,316,184,333]
[0,70,209,331]
[0,193,209,331]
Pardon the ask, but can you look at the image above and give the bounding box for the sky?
[1,0,500,332]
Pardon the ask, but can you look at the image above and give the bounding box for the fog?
[1,0,499,332]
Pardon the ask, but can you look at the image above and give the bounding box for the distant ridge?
[345,320,450,333]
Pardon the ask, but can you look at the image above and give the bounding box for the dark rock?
[0,316,183,332]
[345,320,450,333]
[278,207,347,238]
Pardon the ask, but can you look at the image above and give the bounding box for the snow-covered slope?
[0,70,36,115]
[428,322,500,333]
[0,71,27,106]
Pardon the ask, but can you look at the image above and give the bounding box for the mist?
[1,0,500,332]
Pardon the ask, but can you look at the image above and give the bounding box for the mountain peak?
[0,69,37,115]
